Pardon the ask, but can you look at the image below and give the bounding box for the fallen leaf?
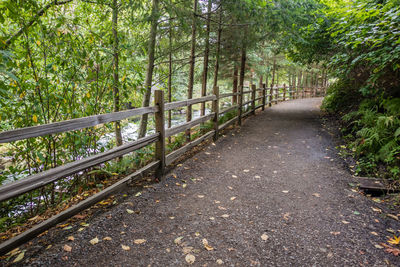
[353,211,360,215]
[195,232,200,237]
[202,239,214,251]
[381,243,400,256]
[209,217,215,220]
[67,236,75,241]
[261,233,269,241]
[254,175,261,179]
[282,190,289,194]
[205,152,211,155]
[388,235,400,245]
[218,206,227,210]
[283,213,290,221]
[273,170,278,174]
[243,169,249,172]
[374,244,384,249]
[387,214,399,221]
[103,237,112,241]
[216,259,224,265]
[312,193,320,197]
[135,192,142,197]
[214,200,221,204]
[197,195,205,198]
[221,214,229,218]
[185,254,196,264]
[121,245,130,251]
[341,220,350,224]
[371,207,382,213]
[126,209,134,214]
[230,197,236,201]
[371,232,378,236]
[228,186,233,190]
[89,237,99,245]
[63,244,72,252]
[330,231,340,236]
[13,252,25,263]
[174,236,184,245]
[232,175,238,178]
[134,239,146,245]
[182,184,187,188]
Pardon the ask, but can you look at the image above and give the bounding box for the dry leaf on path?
[185,254,196,264]
[282,190,289,194]
[387,214,399,221]
[13,252,25,263]
[134,239,146,245]
[230,197,236,201]
[121,245,130,251]
[341,220,350,224]
[202,239,214,251]
[197,195,205,198]
[103,237,112,241]
[216,259,224,265]
[126,209,134,214]
[283,213,290,221]
[371,207,382,213]
[221,214,229,218]
[312,193,320,197]
[63,244,72,252]
[174,236,184,245]
[89,237,99,245]
[330,231,340,236]
[243,169,250,172]
[261,233,269,241]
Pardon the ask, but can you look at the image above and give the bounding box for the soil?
[3,97,400,266]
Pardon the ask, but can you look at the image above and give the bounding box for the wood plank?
[219,92,238,99]
[0,106,158,144]
[355,177,400,196]
[164,95,216,111]
[218,116,238,131]
[165,131,215,165]
[165,113,214,137]
[0,134,159,202]
[242,99,253,106]
[0,161,159,256]
[255,104,263,110]
[219,105,238,116]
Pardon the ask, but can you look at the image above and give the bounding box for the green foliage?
[321,79,361,114]
[341,98,400,178]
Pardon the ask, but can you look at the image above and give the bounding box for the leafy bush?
[341,98,400,179]
[321,79,361,114]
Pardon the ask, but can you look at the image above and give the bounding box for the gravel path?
[8,98,400,266]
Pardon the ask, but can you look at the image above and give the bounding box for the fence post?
[269,84,273,107]
[238,85,243,126]
[275,86,279,104]
[262,83,266,111]
[154,90,165,179]
[213,86,219,141]
[251,84,256,115]
[283,84,286,101]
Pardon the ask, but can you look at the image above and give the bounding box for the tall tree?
[200,0,212,116]
[138,0,159,138]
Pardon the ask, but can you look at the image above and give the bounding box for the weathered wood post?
[262,83,266,111]
[212,86,219,141]
[275,86,279,104]
[283,83,286,101]
[269,84,273,107]
[251,84,256,115]
[154,90,165,179]
[238,85,243,126]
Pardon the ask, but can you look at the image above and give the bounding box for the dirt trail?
[11,98,400,266]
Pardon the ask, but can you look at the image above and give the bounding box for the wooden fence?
[0,83,325,255]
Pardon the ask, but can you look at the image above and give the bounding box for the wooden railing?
[0,83,325,255]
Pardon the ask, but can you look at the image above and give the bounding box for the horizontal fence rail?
[0,82,325,255]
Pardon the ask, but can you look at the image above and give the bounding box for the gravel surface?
[5,97,400,266]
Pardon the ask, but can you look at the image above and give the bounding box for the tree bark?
[112,0,123,147]
[271,59,276,87]
[239,44,246,89]
[138,0,159,138]
[212,7,222,90]
[168,10,173,143]
[201,0,212,116]
[232,64,238,104]
[186,0,197,142]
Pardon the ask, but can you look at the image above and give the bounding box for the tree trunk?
[212,7,222,90]
[201,0,212,116]
[186,0,197,142]
[138,0,159,138]
[271,59,276,86]
[168,12,173,143]
[112,0,123,147]
[239,44,246,89]
[232,64,238,104]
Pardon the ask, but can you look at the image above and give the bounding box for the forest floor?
[5,98,400,266]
